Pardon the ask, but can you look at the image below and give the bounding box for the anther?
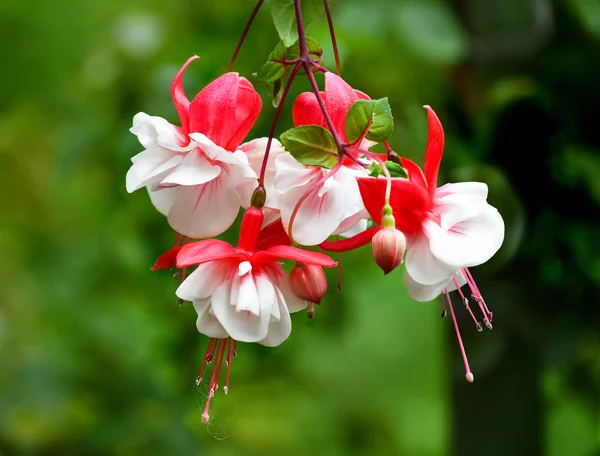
[466,372,474,383]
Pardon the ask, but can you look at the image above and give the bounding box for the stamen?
[224,338,233,395]
[197,337,237,424]
[453,277,482,332]
[196,338,216,384]
[444,290,474,383]
[462,268,494,326]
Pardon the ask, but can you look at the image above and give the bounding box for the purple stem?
[227,0,265,72]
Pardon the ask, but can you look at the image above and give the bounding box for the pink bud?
[372,228,406,275]
[290,263,328,304]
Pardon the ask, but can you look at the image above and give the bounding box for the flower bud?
[290,263,328,304]
[372,228,406,275]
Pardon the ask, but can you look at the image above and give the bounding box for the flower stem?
[319,226,380,252]
[258,62,302,186]
[227,0,264,72]
[294,0,345,152]
[322,0,341,76]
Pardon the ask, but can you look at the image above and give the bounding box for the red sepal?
[151,246,182,271]
[423,106,445,197]
[252,245,337,268]
[170,56,199,136]
[176,239,244,268]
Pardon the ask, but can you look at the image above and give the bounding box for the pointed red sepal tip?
[371,228,406,275]
[151,246,182,271]
[466,372,474,383]
[290,263,328,304]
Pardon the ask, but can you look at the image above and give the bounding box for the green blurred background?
[1,0,599,454]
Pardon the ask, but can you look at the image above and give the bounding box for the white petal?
[435,182,488,199]
[176,261,231,302]
[147,186,180,216]
[273,153,320,193]
[166,176,241,238]
[126,148,182,193]
[280,178,345,246]
[259,297,291,347]
[131,113,189,151]
[404,269,450,302]
[333,210,369,237]
[334,165,366,220]
[211,274,272,343]
[160,150,221,186]
[404,230,457,285]
[428,204,505,268]
[193,299,229,338]
[404,268,468,302]
[435,192,488,231]
[236,272,260,316]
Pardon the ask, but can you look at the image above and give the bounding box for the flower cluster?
[126,4,504,424]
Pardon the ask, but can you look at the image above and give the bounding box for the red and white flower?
[357,106,505,301]
[272,73,371,246]
[126,56,263,239]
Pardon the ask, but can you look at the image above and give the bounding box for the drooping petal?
[176,239,242,268]
[435,181,488,200]
[292,92,327,129]
[130,113,189,151]
[147,185,180,216]
[357,176,429,235]
[167,177,242,238]
[253,245,337,267]
[193,299,229,338]
[170,56,199,134]
[235,266,261,315]
[404,268,467,302]
[434,189,489,231]
[335,165,367,221]
[176,260,234,300]
[404,269,450,302]
[423,106,445,196]
[259,294,292,347]
[159,150,221,186]
[126,148,183,193]
[427,204,505,268]
[404,230,457,285]
[211,275,272,343]
[273,153,321,193]
[280,176,345,246]
[334,212,369,237]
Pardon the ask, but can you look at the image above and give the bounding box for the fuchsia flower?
[357,106,505,381]
[154,207,336,422]
[272,73,371,245]
[126,56,266,239]
[357,107,504,301]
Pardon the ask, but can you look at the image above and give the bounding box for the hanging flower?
[126,56,263,238]
[272,73,372,245]
[356,106,504,382]
[153,206,337,422]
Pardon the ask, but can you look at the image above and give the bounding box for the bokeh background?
[1,0,599,454]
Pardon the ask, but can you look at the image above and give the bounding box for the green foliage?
[266,0,323,46]
[346,98,394,143]
[280,125,339,168]
[369,160,408,179]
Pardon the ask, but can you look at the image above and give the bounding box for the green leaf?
[345,98,394,144]
[369,161,408,179]
[280,126,339,168]
[288,36,323,58]
[266,0,323,47]
[254,40,288,84]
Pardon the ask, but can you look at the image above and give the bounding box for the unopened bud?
[290,263,328,304]
[372,228,406,275]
